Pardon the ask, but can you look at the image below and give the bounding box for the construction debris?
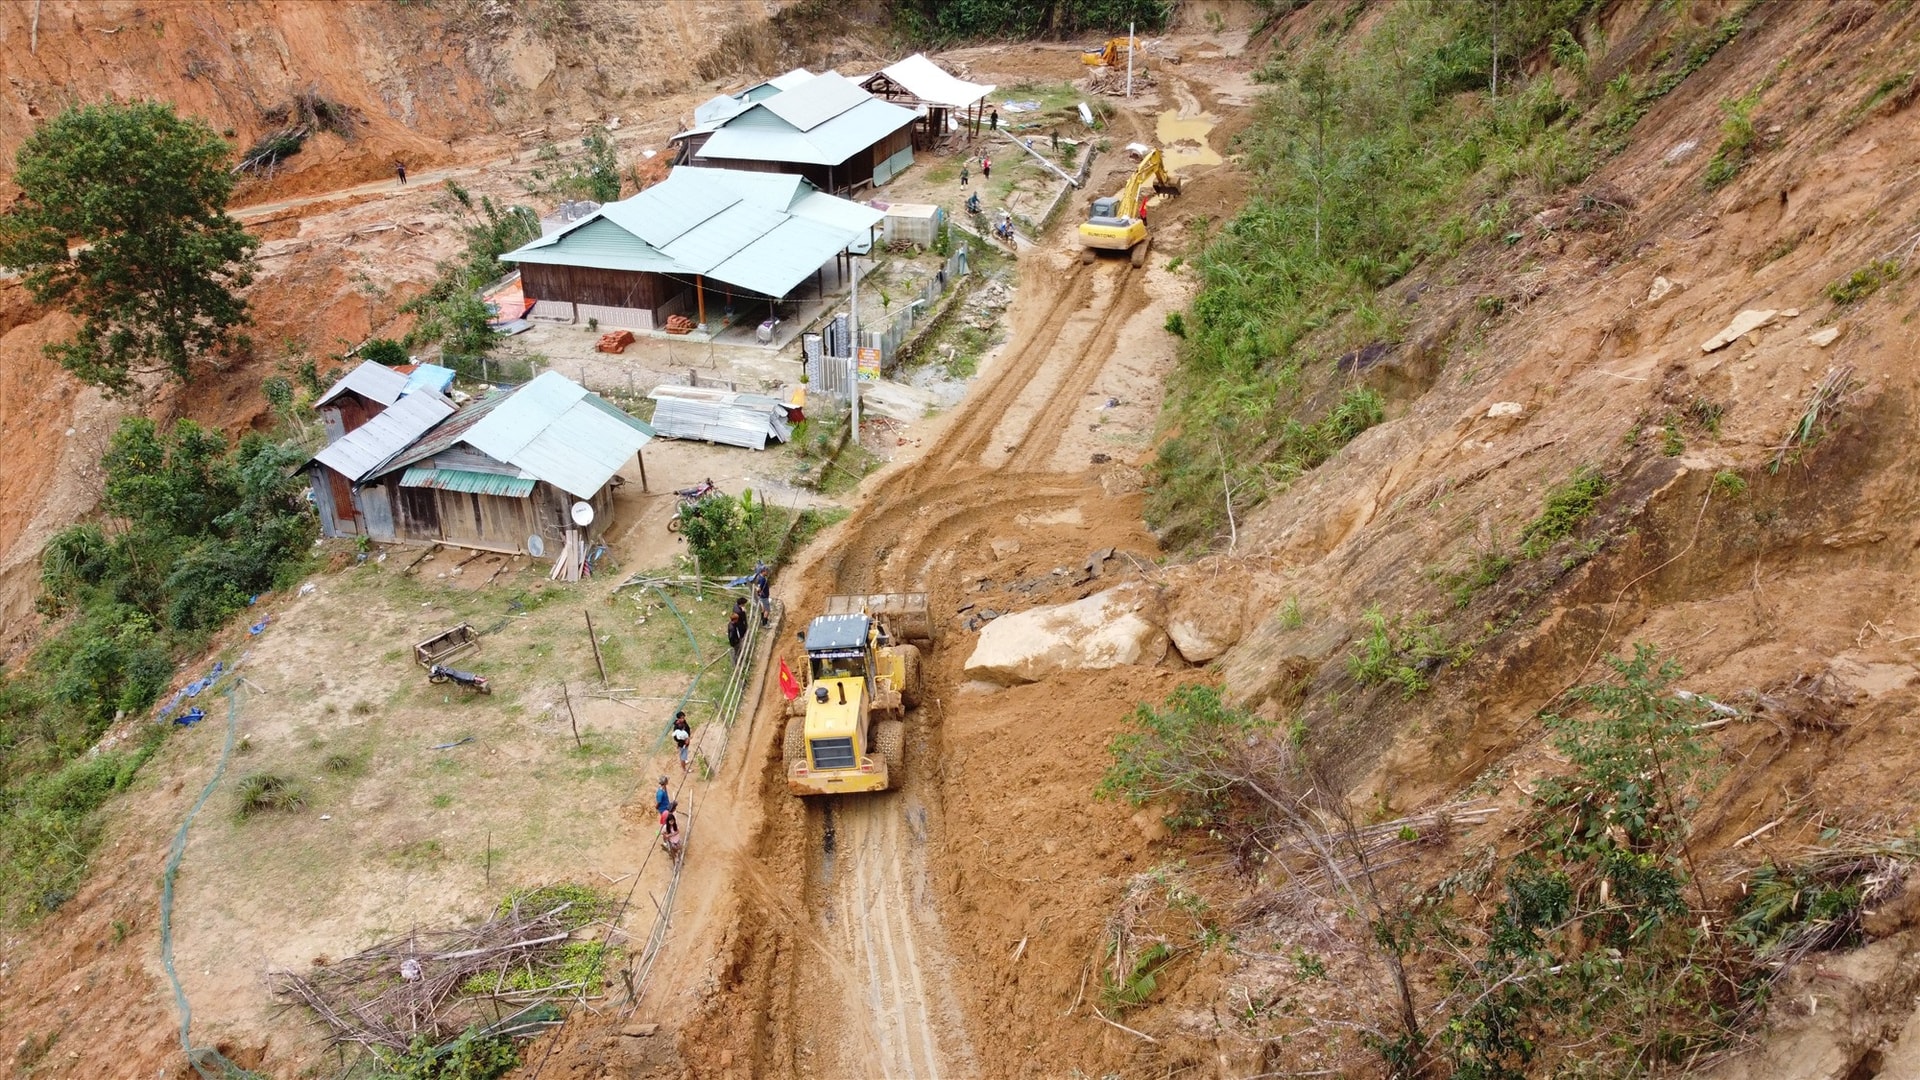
[595,329,635,354]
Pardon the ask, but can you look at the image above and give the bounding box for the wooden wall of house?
[309,468,360,538]
[520,264,675,315]
[319,390,384,444]
[340,474,619,560]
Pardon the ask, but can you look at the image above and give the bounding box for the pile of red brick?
[595,329,635,354]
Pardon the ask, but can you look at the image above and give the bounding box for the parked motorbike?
[428,664,491,694]
[666,479,717,533]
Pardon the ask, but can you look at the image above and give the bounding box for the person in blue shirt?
[654,776,671,816]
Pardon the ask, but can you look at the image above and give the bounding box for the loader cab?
[804,613,877,691]
[793,613,887,792]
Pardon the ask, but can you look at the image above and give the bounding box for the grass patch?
[790,507,851,551]
[1345,606,1454,698]
[234,771,308,820]
[1432,550,1513,608]
[0,727,164,920]
[1703,90,1761,189]
[1518,466,1609,559]
[498,882,611,929]
[1824,258,1901,305]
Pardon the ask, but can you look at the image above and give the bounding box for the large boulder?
[964,584,1167,685]
[1165,584,1247,664]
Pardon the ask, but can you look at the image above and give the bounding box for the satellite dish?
[527,534,545,558]
[570,501,595,527]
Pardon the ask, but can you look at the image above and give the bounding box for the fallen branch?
[1090,1005,1159,1044]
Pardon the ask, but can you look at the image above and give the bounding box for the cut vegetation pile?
[270,883,614,1056]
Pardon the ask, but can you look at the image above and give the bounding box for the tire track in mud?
[836,797,950,1079]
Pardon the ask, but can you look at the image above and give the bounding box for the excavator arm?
[1078,149,1181,262]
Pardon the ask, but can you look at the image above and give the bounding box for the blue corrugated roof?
[760,71,871,132]
[498,168,877,298]
[400,467,537,497]
[696,93,916,167]
[374,372,655,501]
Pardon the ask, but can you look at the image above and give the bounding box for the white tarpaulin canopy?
[867,53,995,108]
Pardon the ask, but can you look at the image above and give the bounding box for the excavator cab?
[1079,148,1180,266]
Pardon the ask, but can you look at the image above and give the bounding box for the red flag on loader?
[778,659,801,700]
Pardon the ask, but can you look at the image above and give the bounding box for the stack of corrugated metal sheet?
[647,385,794,450]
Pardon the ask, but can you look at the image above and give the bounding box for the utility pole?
[848,255,861,437]
[1126,21,1135,99]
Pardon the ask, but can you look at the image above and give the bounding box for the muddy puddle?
[1157,109,1223,170]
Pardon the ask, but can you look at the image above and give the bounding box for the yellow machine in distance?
[1077,147,1181,267]
[783,594,929,797]
[1082,36,1141,68]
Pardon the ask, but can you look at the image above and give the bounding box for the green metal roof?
[400,467,537,498]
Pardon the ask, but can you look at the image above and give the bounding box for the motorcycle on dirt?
[428,664,491,694]
[666,479,717,534]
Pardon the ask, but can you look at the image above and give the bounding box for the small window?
[810,736,855,770]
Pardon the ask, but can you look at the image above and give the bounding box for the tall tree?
[0,101,258,395]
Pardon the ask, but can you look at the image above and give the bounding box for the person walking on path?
[959,163,969,188]
[989,109,998,131]
[981,156,991,181]
[654,775,672,816]
[671,711,693,773]
[726,608,746,659]
[394,161,407,186]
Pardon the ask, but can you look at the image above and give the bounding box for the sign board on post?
[856,346,882,380]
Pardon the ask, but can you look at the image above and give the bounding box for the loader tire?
[873,719,905,790]
[783,718,806,771]
[894,644,922,710]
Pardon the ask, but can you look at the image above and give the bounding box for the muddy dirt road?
[689,178,1183,1074]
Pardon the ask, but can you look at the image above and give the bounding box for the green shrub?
[1517,466,1608,558]
[1345,606,1450,698]
[361,338,409,366]
[678,489,782,576]
[372,1024,518,1080]
[1824,258,1900,305]
[497,882,611,929]
[1164,311,1186,337]
[1703,91,1761,189]
[1095,685,1272,826]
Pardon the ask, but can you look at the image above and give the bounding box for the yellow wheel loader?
[783,594,930,797]
[1078,147,1181,267]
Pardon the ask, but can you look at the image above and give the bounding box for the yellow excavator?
[1078,148,1181,267]
[1082,36,1141,68]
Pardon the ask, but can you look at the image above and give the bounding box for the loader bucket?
[824,593,934,645]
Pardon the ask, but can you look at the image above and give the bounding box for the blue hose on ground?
[159,681,249,1079]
